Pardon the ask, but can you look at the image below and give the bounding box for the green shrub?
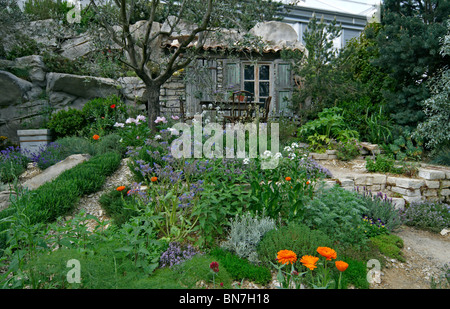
[430,144,450,166]
[336,139,361,161]
[303,186,369,248]
[24,0,71,21]
[365,155,403,174]
[99,188,138,226]
[256,222,334,268]
[46,108,86,139]
[340,258,371,289]
[5,34,41,60]
[210,247,272,285]
[42,51,84,75]
[55,136,96,157]
[92,133,127,157]
[370,234,405,262]
[80,95,129,138]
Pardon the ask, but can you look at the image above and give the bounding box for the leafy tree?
[88,0,282,131]
[288,15,345,120]
[373,0,450,129]
[334,23,395,143]
[414,20,450,151]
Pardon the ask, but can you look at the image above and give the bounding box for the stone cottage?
[0,19,305,143]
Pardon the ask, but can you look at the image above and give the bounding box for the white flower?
[289,153,296,160]
[208,104,213,109]
[136,115,147,122]
[125,118,136,124]
[291,142,299,148]
[168,127,179,135]
[114,122,125,128]
[274,152,282,159]
[284,146,292,152]
[243,158,250,165]
[262,150,272,158]
[154,135,162,140]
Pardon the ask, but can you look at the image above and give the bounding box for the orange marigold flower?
[93,134,100,140]
[300,255,319,270]
[306,180,311,185]
[151,176,158,182]
[285,177,291,181]
[335,261,349,272]
[317,247,337,261]
[276,250,297,265]
[116,186,126,191]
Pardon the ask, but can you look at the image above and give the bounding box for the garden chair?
[260,96,272,123]
[222,90,254,128]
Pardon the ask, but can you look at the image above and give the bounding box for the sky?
[280,0,382,16]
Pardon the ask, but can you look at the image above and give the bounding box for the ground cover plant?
[0,110,411,289]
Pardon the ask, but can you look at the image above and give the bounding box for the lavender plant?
[30,142,65,170]
[0,146,30,183]
[356,188,405,232]
[159,241,201,268]
[401,201,450,233]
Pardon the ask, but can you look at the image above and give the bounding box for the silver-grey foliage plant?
[221,211,276,265]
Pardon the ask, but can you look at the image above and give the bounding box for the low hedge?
[0,152,122,251]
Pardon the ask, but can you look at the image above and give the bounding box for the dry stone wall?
[321,166,450,210]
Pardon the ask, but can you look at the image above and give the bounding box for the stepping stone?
[21,154,91,191]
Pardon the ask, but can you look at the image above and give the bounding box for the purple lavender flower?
[159,242,201,268]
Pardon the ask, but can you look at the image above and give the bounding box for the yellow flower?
[276,250,297,265]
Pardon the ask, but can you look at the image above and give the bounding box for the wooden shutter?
[185,59,217,115]
[275,61,293,117]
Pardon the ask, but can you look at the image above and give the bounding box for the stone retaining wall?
[325,167,450,210]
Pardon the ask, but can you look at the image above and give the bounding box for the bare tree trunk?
[146,84,161,132]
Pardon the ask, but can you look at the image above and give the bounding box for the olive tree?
[88,0,282,131]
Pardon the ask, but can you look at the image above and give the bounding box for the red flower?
[285,177,291,181]
[93,134,100,140]
[210,261,219,273]
[116,186,126,191]
[110,104,116,109]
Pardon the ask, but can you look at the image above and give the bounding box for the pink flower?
[154,116,167,124]
[171,115,180,120]
[136,115,147,122]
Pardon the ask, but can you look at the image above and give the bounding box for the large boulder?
[46,72,121,106]
[14,55,47,87]
[0,70,34,106]
[60,34,94,60]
